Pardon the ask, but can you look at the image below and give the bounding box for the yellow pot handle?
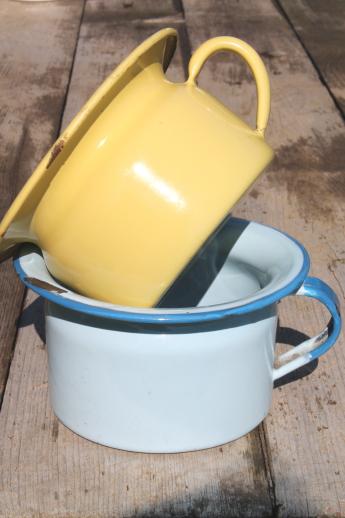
[187,37,270,136]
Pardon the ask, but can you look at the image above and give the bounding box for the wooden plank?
[277,0,345,118]
[183,0,345,515]
[0,293,272,518]
[61,0,187,129]
[0,1,272,516]
[0,1,85,404]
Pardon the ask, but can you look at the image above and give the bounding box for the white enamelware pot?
[14,218,341,453]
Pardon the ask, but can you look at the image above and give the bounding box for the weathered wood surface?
[183,0,345,515]
[0,296,271,518]
[0,0,345,516]
[61,0,187,129]
[0,0,85,404]
[0,1,272,517]
[277,0,345,118]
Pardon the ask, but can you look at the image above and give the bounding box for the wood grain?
[0,296,271,518]
[183,0,345,515]
[0,0,85,405]
[61,0,187,129]
[0,1,272,517]
[277,0,345,119]
[1,0,345,515]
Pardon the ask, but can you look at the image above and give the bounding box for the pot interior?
[198,259,267,307]
[158,217,302,308]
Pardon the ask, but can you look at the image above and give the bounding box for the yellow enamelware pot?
[0,28,273,307]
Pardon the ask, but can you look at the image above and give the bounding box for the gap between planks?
[0,1,273,517]
[274,0,345,122]
[182,0,345,515]
[0,0,86,408]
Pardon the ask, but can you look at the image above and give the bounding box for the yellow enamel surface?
[0,29,273,307]
[0,28,177,249]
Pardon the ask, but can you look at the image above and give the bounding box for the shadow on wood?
[18,296,45,344]
[120,482,275,518]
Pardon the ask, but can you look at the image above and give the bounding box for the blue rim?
[13,218,310,325]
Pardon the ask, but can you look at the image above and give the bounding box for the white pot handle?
[273,277,341,381]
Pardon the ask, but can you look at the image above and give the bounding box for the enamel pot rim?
[14,218,310,325]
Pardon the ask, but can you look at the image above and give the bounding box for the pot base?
[53,410,269,453]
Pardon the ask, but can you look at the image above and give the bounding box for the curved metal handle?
[273,277,341,381]
[187,36,271,136]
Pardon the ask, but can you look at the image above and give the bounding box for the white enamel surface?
[46,303,277,452]
[16,219,306,452]
[199,260,262,306]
